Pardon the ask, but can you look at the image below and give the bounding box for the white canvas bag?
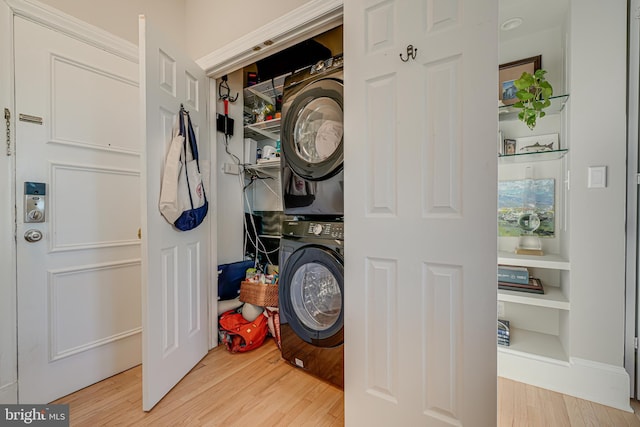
[159,109,208,227]
[176,130,206,211]
[159,123,184,223]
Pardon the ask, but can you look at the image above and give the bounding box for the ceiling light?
[501,17,523,31]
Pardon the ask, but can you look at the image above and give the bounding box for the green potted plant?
[513,69,553,130]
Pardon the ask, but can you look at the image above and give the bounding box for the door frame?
[626,0,640,399]
[196,0,343,79]
[0,0,16,404]
[201,0,344,344]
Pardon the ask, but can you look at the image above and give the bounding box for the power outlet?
[497,301,505,317]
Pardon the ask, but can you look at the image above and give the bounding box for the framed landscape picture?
[498,178,555,237]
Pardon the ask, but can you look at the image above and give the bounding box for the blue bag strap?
[185,111,201,169]
[185,111,206,202]
[179,106,207,206]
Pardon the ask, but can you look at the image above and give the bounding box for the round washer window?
[290,262,342,331]
[293,97,343,164]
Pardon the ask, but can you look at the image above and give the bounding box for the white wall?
[215,70,245,265]
[184,0,312,60]
[0,0,16,404]
[37,0,186,48]
[500,26,566,100]
[569,0,627,365]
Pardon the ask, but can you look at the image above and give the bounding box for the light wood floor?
[54,339,640,426]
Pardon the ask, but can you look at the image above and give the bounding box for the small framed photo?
[504,139,516,155]
[499,55,542,106]
[515,133,559,154]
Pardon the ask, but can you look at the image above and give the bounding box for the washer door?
[281,77,343,181]
[279,245,343,347]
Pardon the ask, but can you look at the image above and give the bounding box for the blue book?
[497,266,529,285]
[497,319,510,346]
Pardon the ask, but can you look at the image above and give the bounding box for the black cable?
[224,134,243,168]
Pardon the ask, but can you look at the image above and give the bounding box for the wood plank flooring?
[54,339,640,426]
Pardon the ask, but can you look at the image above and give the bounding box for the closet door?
[344,1,498,425]
[139,15,211,411]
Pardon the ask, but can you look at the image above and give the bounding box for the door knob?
[24,229,43,242]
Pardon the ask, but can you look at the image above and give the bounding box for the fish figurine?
[519,142,554,153]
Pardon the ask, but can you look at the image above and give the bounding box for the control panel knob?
[312,223,323,235]
[24,229,43,243]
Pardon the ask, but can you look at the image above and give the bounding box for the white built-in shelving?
[497,94,572,372]
[498,252,570,270]
[498,327,569,365]
[498,286,569,311]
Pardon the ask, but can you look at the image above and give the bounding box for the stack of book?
[498,319,510,346]
[498,265,544,294]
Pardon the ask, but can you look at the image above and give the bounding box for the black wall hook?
[400,45,418,62]
[218,75,238,102]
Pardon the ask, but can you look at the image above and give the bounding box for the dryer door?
[279,245,343,347]
[281,77,343,181]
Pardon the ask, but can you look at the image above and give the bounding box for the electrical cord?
[219,92,282,268]
[223,144,280,267]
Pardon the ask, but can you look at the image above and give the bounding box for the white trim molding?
[196,0,343,78]
[0,0,17,406]
[499,352,633,412]
[4,0,137,62]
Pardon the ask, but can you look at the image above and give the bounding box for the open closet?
[215,25,344,269]
[213,24,345,388]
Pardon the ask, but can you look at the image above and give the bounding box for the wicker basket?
[239,281,279,307]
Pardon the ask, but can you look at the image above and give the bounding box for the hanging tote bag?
[159,112,185,224]
[159,106,208,231]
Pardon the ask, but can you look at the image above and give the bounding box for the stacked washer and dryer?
[278,54,345,388]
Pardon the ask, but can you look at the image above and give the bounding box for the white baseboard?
[499,352,632,412]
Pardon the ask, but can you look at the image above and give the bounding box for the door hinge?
[635,337,638,350]
[4,108,11,156]
[636,173,640,185]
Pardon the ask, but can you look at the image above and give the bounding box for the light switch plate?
[588,166,607,188]
[222,163,240,175]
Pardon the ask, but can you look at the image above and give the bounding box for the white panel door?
[14,17,141,403]
[139,16,210,411]
[344,1,498,425]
